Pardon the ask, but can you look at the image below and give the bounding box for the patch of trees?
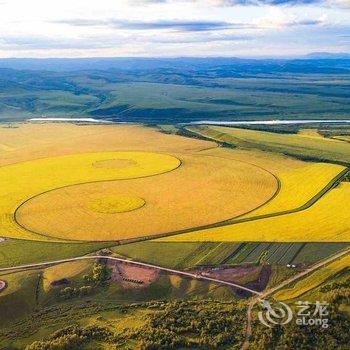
[343,172,350,182]
[139,300,245,349]
[319,276,350,305]
[25,325,113,350]
[0,301,121,343]
[251,302,350,349]
[59,262,111,300]
[83,262,111,286]
[24,299,247,350]
[59,285,93,300]
[320,277,350,293]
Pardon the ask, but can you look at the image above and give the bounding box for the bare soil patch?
[191,264,271,296]
[190,264,260,283]
[107,261,160,289]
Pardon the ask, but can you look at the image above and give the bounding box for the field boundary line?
[194,242,224,266]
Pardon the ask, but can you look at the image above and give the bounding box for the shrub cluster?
[59,262,111,300]
[25,325,112,350]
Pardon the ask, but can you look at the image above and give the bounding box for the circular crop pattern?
[89,195,145,214]
[15,153,277,242]
[0,151,180,241]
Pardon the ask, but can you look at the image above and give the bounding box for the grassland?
[42,260,92,292]
[189,125,350,164]
[3,61,350,123]
[113,242,243,269]
[0,270,40,324]
[112,241,348,269]
[0,240,112,268]
[0,259,235,335]
[292,243,349,264]
[157,182,350,243]
[112,242,209,269]
[275,254,350,301]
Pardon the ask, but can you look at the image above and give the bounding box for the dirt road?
[0,255,262,296]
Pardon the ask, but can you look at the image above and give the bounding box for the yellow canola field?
[89,195,146,214]
[157,183,350,243]
[242,163,345,218]
[275,253,350,301]
[16,152,276,241]
[333,136,350,142]
[297,129,324,138]
[190,144,345,220]
[0,151,180,241]
[0,123,215,166]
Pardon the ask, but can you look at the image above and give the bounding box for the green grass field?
[0,270,40,327]
[3,65,350,123]
[158,182,350,243]
[113,241,348,268]
[112,242,209,269]
[275,254,350,301]
[189,125,350,164]
[0,240,112,268]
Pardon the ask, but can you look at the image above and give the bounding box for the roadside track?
[0,255,262,296]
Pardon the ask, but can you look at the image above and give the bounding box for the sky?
[0,0,349,58]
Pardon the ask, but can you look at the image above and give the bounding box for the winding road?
[0,248,349,349]
[0,254,262,296]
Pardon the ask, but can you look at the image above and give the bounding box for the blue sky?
[0,0,349,57]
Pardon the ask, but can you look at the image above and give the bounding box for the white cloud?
[327,0,350,7]
[254,7,326,28]
[0,0,348,57]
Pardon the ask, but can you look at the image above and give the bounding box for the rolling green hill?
[1,57,350,123]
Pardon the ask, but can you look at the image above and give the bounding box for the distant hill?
[0,57,349,124]
[0,56,350,72]
[305,52,350,59]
